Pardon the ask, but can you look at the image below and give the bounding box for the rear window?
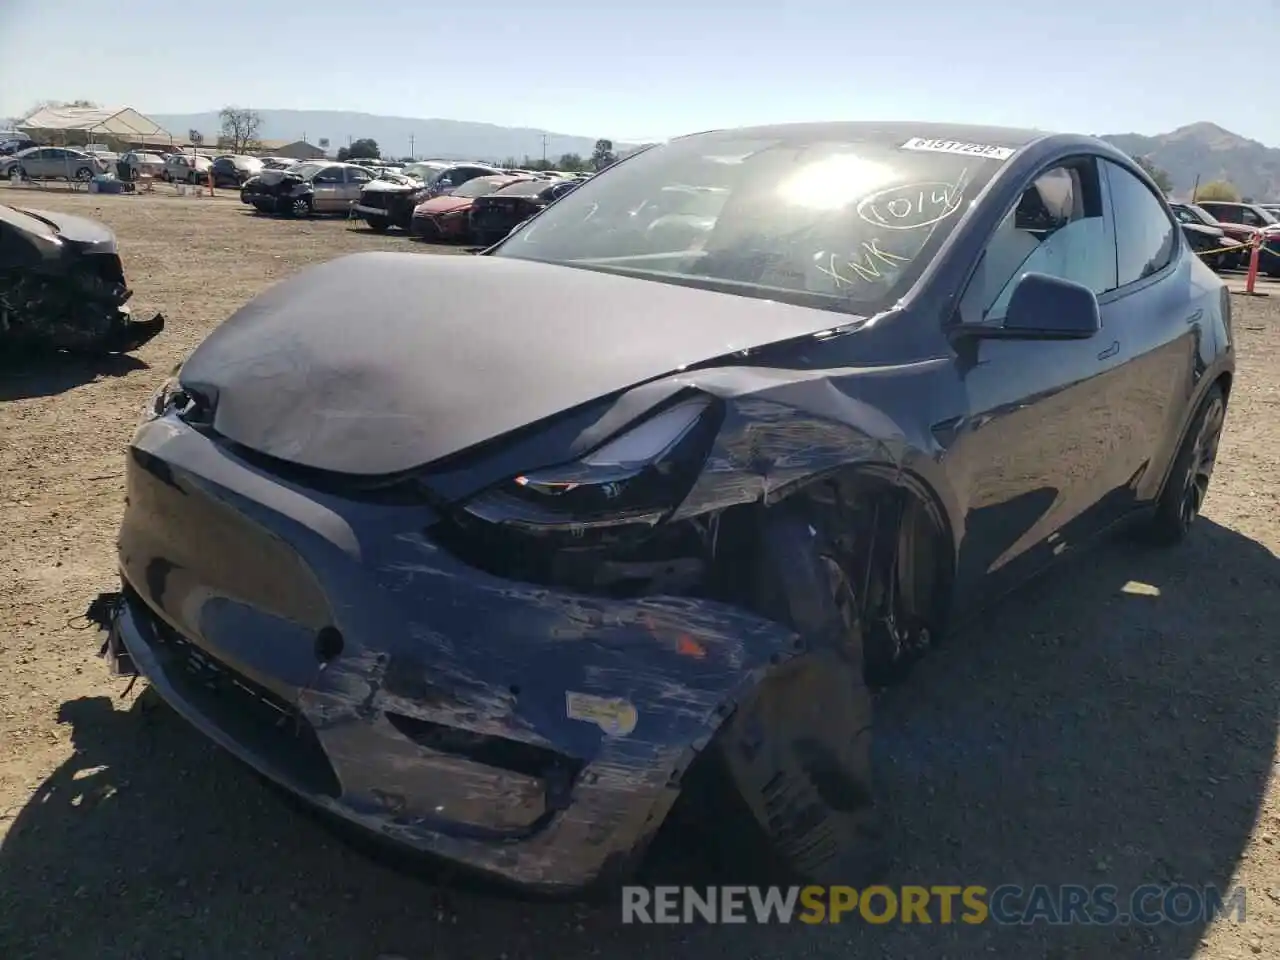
[451,177,517,198]
[494,130,1012,315]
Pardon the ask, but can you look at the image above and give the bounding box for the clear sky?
[2,0,1276,144]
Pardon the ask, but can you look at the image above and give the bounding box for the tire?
[74,167,94,181]
[285,195,312,218]
[366,217,390,232]
[677,503,884,885]
[1145,383,1226,545]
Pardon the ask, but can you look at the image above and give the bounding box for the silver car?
[120,151,167,178]
[161,153,214,183]
[1,147,109,182]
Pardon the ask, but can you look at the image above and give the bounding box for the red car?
[410,175,530,240]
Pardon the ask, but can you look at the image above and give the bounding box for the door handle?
[1186,308,1204,325]
[1097,340,1120,361]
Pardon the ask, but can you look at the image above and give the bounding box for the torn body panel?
[0,203,164,354]
[115,416,803,892]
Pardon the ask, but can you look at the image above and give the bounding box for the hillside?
[148,109,628,163]
[147,110,1280,198]
[1102,122,1280,200]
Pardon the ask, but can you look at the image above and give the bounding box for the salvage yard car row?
[240,157,591,245]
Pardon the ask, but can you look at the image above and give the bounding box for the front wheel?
[75,167,94,181]
[1145,384,1226,545]
[287,196,312,218]
[677,504,883,885]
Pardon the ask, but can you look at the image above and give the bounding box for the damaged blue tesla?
[105,121,1233,894]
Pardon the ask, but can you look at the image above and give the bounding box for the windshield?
[1253,206,1279,225]
[492,131,1005,314]
[1184,204,1218,225]
[405,162,447,179]
[451,177,515,198]
[290,162,326,179]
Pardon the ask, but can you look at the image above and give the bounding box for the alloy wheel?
[1180,396,1225,529]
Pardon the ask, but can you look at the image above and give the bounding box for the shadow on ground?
[0,353,147,402]
[1,519,1276,959]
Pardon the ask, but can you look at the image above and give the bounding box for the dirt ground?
[1,186,1278,960]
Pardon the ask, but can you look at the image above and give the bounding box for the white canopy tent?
[16,106,177,149]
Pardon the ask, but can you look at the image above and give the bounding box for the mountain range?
[150,110,1279,199]
[1102,122,1280,201]
[149,110,630,163]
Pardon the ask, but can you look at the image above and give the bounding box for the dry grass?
[0,187,1278,959]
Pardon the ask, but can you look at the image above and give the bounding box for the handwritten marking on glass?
[857,178,966,231]
[814,240,911,288]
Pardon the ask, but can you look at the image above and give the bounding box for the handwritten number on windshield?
[857,169,968,231]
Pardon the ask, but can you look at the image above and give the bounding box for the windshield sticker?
[814,239,911,288]
[900,137,1015,162]
[858,173,968,230]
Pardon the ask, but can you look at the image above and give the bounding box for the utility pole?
[409,134,415,160]
[541,133,549,164]
[1191,173,1201,202]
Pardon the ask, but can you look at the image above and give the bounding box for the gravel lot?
[1,187,1278,960]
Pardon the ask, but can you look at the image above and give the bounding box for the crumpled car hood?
[363,179,420,194]
[178,252,848,476]
[7,206,117,252]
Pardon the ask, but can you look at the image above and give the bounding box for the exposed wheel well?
[710,466,954,687]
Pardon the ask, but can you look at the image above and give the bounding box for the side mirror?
[960,272,1101,341]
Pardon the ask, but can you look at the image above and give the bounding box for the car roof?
[671,119,1049,151]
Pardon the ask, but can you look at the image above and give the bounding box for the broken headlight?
[138,375,186,426]
[461,395,718,540]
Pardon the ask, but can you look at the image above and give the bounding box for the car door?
[950,156,1121,603]
[310,166,344,211]
[33,148,61,178]
[344,165,372,207]
[1096,159,1201,514]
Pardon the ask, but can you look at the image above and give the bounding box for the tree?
[219,106,262,154]
[1133,155,1172,195]
[1194,180,1240,203]
[347,138,380,159]
[590,138,616,171]
[336,146,349,161]
[557,152,585,172]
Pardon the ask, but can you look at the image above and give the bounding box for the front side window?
[313,166,344,183]
[493,130,1013,315]
[1240,206,1276,227]
[963,159,1116,322]
[1104,161,1176,286]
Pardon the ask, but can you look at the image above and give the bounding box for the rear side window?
[1201,203,1240,223]
[1104,161,1176,286]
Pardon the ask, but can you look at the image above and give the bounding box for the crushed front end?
[0,204,164,355]
[110,406,800,893]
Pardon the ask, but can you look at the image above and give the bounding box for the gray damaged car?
[103,121,1232,895]
[1,203,164,355]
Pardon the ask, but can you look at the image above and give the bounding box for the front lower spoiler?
[112,416,801,893]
